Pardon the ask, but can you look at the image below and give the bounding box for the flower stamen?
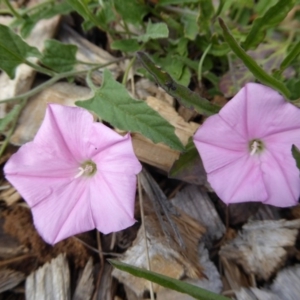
[249,139,264,156]
[74,160,97,178]
[250,141,258,156]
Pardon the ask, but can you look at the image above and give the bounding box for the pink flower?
[193,83,300,207]
[4,104,142,244]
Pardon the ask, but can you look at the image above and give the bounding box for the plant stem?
[198,43,212,81]
[0,58,126,104]
[25,59,56,77]
[138,174,155,300]
[4,0,22,19]
[122,56,136,85]
[0,98,27,158]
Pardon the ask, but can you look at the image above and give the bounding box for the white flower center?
[74,160,97,178]
[249,139,264,156]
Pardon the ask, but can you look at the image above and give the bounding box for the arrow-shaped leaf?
[76,69,184,151]
[0,24,40,79]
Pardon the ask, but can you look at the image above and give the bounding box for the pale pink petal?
[94,133,142,174]
[90,172,137,234]
[220,83,300,139]
[264,127,300,150]
[193,114,247,173]
[34,104,95,162]
[31,179,95,244]
[4,143,78,207]
[260,149,300,207]
[207,155,268,204]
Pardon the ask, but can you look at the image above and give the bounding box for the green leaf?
[157,0,199,5]
[292,145,300,171]
[219,43,295,97]
[96,1,116,31]
[199,0,214,33]
[111,39,140,52]
[0,105,20,133]
[0,24,40,79]
[113,0,149,25]
[218,18,290,99]
[242,0,295,50]
[181,12,199,40]
[109,260,230,300]
[66,0,103,29]
[76,69,184,151]
[286,78,300,100]
[40,40,77,73]
[14,2,73,38]
[138,22,169,43]
[280,40,300,72]
[169,138,207,185]
[137,52,220,116]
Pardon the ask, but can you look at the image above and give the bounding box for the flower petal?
[34,104,94,162]
[220,83,300,139]
[260,149,300,207]
[95,133,142,174]
[208,155,268,204]
[90,172,137,234]
[4,142,77,207]
[193,114,247,173]
[31,179,95,244]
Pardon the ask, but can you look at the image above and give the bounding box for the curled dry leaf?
[26,253,70,300]
[220,219,300,280]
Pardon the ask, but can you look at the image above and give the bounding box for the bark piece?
[10,82,92,145]
[271,264,300,300]
[73,257,94,300]
[0,269,25,293]
[26,254,70,300]
[235,288,280,300]
[220,219,300,280]
[96,263,116,300]
[112,210,205,297]
[171,185,225,248]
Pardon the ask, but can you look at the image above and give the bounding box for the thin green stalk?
[0,58,126,104]
[0,98,27,158]
[4,0,22,19]
[122,56,136,85]
[25,59,56,77]
[198,43,212,81]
